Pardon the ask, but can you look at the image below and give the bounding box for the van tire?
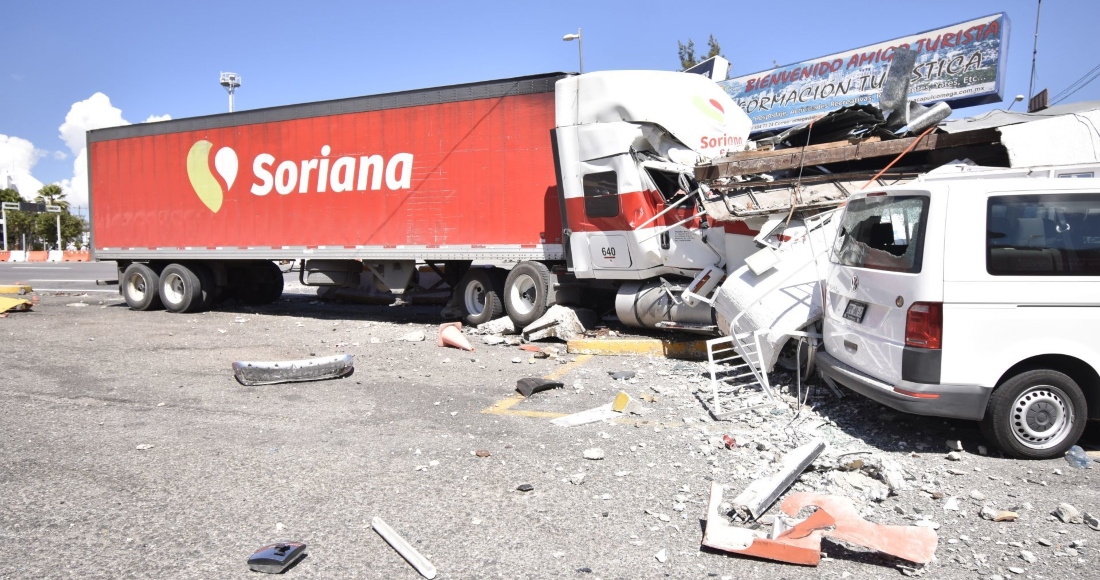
[980,369,1087,459]
[121,263,163,311]
[456,268,503,326]
[504,261,552,327]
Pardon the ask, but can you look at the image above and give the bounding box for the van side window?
[583,171,620,218]
[987,193,1100,275]
[831,195,928,273]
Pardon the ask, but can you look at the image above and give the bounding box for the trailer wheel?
[235,261,284,305]
[456,268,503,326]
[260,261,285,304]
[980,369,1087,459]
[159,263,207,313]
[504,261,552,327]
[121,263,163,311]
[191,263,220,310]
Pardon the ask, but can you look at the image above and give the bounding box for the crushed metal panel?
[702,482,828,566]
[781,493,939,564]
[232,354,354,386]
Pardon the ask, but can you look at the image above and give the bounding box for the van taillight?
[905,302,942,349]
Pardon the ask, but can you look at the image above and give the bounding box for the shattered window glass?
[987,193,1100,275]
[832,195,928,273]
[583,170,620,218]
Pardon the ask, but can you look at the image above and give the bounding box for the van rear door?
[823,190,944,384]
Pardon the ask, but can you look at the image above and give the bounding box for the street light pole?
[563,28,583,73]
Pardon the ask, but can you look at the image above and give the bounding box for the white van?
[816,177,1100,459]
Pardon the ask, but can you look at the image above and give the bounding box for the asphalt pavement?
[1,291,1098,579]
[0,261,118,293]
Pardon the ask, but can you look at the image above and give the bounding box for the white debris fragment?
[583,448,605,460]
[400,330,426,342]
[654,548,667,563]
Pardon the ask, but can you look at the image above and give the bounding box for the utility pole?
[1028,0,1042,101]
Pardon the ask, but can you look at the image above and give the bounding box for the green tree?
[1,188,34,250]
[677,34,725,70]
[34,211,86,250]
[34,183,69,212]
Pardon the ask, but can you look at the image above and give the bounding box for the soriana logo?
[186,140,414,213]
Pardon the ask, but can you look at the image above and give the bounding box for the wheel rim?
[463,280,486,316]
[126,273,147,302]
[1010,385,1073,450]
[509,274,537,316]
[163,272,185,305]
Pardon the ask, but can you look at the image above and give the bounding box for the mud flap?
[233,354,354,386]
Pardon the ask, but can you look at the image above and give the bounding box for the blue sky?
[3,0,1097,212]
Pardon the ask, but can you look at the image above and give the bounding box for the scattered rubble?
[475,316,517,336]
[551,403,617,427]
[515,378,563,398]
[732,439,825,519]
[1053,503,1083,524]
[522,305,597,342]
[583,448,605,460]
[400,330,426,342]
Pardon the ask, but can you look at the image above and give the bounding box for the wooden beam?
[697,129,1001,180]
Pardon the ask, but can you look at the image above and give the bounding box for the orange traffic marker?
[438,322,474,351]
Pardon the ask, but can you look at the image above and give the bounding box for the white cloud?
[0,134,45,195]
[53,150,68,160]
[144,114,172,123]
[57,93,131,208]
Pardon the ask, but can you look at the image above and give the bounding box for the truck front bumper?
[816,350,991,421]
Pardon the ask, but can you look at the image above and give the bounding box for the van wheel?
[504,261,552,327]
[121,263,163,311]
[980,369,1087,459]
[159,263,206,313]
[456,268,503,326]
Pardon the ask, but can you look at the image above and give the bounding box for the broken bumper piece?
[233,354,354,386]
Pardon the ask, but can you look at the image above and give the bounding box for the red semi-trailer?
[90,71,761,330]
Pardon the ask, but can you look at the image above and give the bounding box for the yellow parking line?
[480,354,593,418]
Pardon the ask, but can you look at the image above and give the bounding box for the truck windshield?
[832,195,928,273]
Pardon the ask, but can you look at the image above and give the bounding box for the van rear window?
[987,193,1100,275]
[832,195,928,273]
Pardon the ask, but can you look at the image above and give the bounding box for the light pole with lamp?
[1007,94,1025,111]
[563,28,583,73]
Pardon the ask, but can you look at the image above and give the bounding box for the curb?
[566,338,709,360]
[0,284,33,295]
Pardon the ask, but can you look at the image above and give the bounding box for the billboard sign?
[719,13,1009,132]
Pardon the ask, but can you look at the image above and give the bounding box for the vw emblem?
[852,275,859,289]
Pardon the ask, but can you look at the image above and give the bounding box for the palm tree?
[34,184,69,212]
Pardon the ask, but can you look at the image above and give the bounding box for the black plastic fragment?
[517,484,534,492]
[247,542,307,574]
[515,377,563,397]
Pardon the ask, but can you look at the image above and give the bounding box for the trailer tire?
[192,263,220,311]
[236,261,284,305]
[504,261,552,327]
[456,268,503,326]
[159,263,206,313]
[121,263,163,311]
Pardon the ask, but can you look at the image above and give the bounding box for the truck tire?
[456,268,503,326]
[980,369,1087,459]
[121,263,163,311]
[504,261,552,327]
[159,263,207,313]
[192,262,219,311]
[237,261,284,305]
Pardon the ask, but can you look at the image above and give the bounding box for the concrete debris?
[476,316,517,335]
[611,391,642,414]
[943,497,959,511]
[400,329,427,342]
[372,517,437,579]
[731,438,826,519]
[1008,567,1025,574]
[475,450,491,458]
[438,322,474,351]
[946,440,963,451]
[569,473,586,485]
[482,335,506,346]
[232,354,354,386]
[1085,512,1100,531]
[970,490,985,501]
[979,505,1019,522]
[1053,503,1083,524]
[583,448,605,460]
[135,444,154,451]
[654,548,667,563]
[515,378,563,398]
[551,404,617,427]
[945,451,962,461]
[608,370,636,380]
[1020,550,1037,563]
[521,305,597,342]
